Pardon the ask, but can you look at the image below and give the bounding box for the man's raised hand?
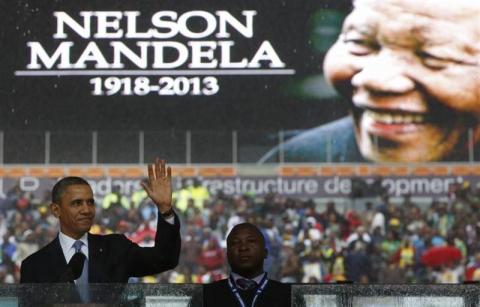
[141,158,172,214]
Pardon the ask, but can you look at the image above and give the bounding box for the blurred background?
[1,0,480,286]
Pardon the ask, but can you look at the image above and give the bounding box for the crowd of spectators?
[2,178,480,285]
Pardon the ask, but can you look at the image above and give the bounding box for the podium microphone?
[59,252,86,282]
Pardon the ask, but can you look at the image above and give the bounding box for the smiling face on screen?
[323,0,480,162]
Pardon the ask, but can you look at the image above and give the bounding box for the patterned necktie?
[236,278,257,290]
[72,240,89,302]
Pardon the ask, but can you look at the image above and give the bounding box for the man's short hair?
[52,176,90,204]
[227,223,266,246]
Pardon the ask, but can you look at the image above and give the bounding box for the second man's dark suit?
[20,214,180,283]
[204,278,291,307]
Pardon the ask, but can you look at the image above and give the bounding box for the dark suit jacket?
[259,116,366,163]
[260,115,479,163]
[20,214,181,283]
[204,278,291,307]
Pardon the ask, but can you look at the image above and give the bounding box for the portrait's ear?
[50,202,60,218]
[264,248,268,259]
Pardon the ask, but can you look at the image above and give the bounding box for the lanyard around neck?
[228,274,269,307]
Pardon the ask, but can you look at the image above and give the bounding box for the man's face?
[227,225,267,278]
[51,184,96,239]
[324,0,480,162]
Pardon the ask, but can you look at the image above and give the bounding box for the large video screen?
[2,0,479,163]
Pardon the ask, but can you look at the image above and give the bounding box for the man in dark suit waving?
[204,223,290,307]
[20,159,180,286]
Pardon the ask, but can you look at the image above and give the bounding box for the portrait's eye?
[342,33,377,56]
[416,50,450,70]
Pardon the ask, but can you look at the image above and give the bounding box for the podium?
[2,283,479,306]
[292,284,478,307]
[1,284,202,307]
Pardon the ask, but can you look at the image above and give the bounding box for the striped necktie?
[72,240,89,302]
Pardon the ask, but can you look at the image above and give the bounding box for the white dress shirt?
[58,231,89,263]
